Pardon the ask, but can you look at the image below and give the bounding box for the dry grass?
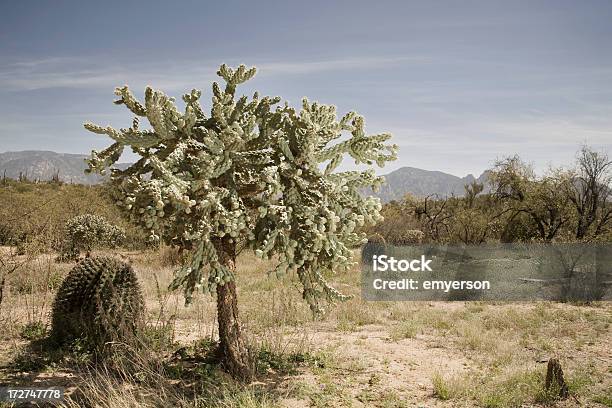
[0,246,610,407]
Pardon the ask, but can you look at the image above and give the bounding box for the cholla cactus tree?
[59,214,126,260]
[84,64,396,379]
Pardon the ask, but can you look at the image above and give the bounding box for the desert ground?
[0,247,610,407]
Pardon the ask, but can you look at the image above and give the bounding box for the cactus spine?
[50,256,145,351]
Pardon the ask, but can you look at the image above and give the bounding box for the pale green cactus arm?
[83,123,160,149]
[85,142,124,175]
[84,64,397,313]
[114,85,147,116]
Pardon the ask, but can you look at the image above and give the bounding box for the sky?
[1,0,611,177]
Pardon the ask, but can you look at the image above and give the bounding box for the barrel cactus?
[50,256,145,351]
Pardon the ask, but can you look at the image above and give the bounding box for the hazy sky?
[1,0,611,176]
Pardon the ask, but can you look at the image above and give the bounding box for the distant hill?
[0,151,489,200]
[0,150,129,184]
[368,166,490,202]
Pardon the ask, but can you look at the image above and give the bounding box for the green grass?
[432,372,463,400]
[389,319,419,340]
[19,321,47,341]
[593,394,612,407]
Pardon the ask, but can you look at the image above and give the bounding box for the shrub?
[58,214,126,260]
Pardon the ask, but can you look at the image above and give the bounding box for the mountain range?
[0,150,124,184]
[0,150,488,201]
[367,166,490,202]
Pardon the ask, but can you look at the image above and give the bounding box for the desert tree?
[489,155,535,202]
[490,156,572,242]
[83,64,397,379]
[561,145,612,240]
[414,194,454,242]
[530,175,573,242]
[452,181,486,244]
[463,180,484,209]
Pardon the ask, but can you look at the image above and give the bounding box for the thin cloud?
[0,55,428,91]
[256,56,428,76]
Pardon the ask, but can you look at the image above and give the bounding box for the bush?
[58,214,125,260]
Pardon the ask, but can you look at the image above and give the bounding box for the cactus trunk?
[215,239,252,380]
